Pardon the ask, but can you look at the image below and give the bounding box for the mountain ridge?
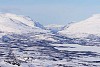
[0,13,48,34]
[59,14,100,38]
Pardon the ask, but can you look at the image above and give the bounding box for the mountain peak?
[1,13,36,27]
[0,13,46,34]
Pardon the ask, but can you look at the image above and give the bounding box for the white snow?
[3,13,35,28]
[59,14,100,37]
[46,24,63,28]
[51,44,100,53]
[45,24,64,32]
[0,13,48,34]
[51,44,100,66]
[31,34,57,42]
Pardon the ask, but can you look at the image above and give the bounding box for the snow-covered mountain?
[0,13,47,34]
[59,14,100,38]
[45,24,64,33]
[0,13,100,67]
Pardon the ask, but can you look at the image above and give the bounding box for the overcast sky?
[0,0,100,25]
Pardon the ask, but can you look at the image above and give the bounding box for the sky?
[0,0,100,25]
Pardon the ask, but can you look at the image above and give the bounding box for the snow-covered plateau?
[0,13,100,67]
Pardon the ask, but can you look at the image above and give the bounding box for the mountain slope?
[34,21,45,29]
[59,14,100,37]
[0,13,47,34]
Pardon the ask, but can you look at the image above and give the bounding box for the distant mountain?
[45,24,64,33]
[0,13,48,34]
[59,14,100,38]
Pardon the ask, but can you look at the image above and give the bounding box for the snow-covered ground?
[51,44,100,53]
[51,44,100,67]
[0,34,100,67]
[0,13,100,67]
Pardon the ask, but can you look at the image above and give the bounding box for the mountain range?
[1,13,100,38]
[0,13,100,67]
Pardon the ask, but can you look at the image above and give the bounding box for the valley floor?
[0,33,100,67]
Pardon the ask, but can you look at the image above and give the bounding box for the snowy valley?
[0,13,100,67]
